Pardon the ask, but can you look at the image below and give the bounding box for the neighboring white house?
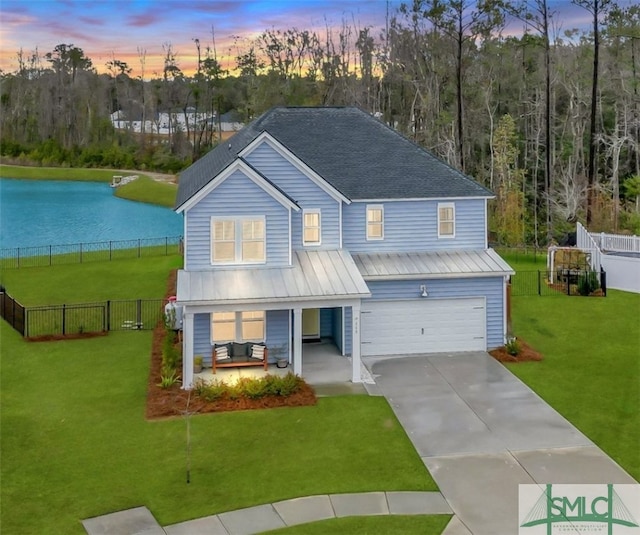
[110,109,243,135]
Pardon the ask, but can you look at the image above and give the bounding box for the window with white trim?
[366,205,384,240]
[303,209,321,246]
[438,203,455,238]
[211,311,265,343]
[211,217,265,264]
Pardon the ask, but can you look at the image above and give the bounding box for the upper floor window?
[211,217,265,264]
[211,311,265,342]
[366,205,384,240]
[438,203,455,238]
[303,209,321,246]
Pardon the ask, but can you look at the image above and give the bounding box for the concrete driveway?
[365,352,637,535]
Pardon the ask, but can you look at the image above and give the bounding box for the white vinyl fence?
[576,222,640,293]
[590,231,640,254]
[576,222,602,271]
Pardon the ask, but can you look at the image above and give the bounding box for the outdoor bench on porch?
[212,342,268,373]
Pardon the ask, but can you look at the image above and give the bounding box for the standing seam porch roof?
[176,249,371,306]
[176,107,494,209]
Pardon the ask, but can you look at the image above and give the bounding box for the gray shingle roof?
[176,107,493,209]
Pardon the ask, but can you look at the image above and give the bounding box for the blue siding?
[364,277,504,348]
[333,307,343,353]
[244,142,341,249]
[320,308,333,337]
[266,309,290,362]
[342,199,486,253]
[194,313,213,366]
[185,169,290,269]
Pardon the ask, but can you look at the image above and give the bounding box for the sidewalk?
[82,491,453,535]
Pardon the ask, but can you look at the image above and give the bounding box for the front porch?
[193,340,355,387]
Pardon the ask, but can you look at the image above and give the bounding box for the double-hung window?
[366,205,384,240]
[438,203,455,238]
[211,311,265,343]
[303,209,321,246]
[211,217,265,264]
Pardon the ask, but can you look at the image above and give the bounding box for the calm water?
[0,178,183,249]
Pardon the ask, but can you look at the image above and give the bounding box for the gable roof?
[176,107,493,209]
[176,158,300,214]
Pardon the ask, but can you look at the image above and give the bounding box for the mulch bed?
[489,338,543,363]
[26,331,108,342]
[145,270,317,420]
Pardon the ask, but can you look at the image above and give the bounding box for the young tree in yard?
[572,0,611,226]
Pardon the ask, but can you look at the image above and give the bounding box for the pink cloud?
[78,16,105,26]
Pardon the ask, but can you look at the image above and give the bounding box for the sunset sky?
[0,0,628,79]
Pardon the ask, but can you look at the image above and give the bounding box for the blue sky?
[0,0,626,78]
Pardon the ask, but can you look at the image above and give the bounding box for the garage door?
[361,298,486,356]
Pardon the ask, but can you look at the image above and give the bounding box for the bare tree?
[572,0,611,225]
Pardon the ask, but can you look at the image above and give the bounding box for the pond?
[0,178,183,250]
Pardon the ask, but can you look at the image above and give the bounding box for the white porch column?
[293,307,302,376]
[182,311,194,389]
[351,302,361,383]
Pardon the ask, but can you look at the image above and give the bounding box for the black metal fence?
[0,287,26,335]
[0,288,166,338]
[511,270,607,297]
[0,236,183,269]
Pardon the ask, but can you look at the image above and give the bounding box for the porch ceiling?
[353,249,515,280]
[177,249,371,306]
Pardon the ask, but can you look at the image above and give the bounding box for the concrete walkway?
[82,491,452,535]
[366,352,638,535]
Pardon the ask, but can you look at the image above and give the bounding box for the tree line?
[1,0,638,244]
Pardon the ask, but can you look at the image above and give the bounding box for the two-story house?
[175,107,513,388]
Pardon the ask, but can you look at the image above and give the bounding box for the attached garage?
[361,297,486,356]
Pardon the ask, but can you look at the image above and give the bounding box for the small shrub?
[158,371,180,389]
[234,377,267,399]
[505,336,521,356]
[577,271,600,296]
[162,330,180,370]
[195,379,227,401]
[278,372,303,396]
[262,374,282,397]
[191,373,308,403]
[161,364,175,377]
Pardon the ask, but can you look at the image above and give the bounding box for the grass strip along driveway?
[501,249,640,481]
[509,289,640,482]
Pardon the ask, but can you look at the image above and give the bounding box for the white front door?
[361,298,486,356]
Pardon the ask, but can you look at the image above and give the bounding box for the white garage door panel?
[361,298,485,356]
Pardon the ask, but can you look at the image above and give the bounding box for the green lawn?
[0,323,437,534]
[496,248,547,272]
[0,255,182,305]
[0,164,177,207]
[509,291,640,481]
[0,164,122,182]
[114,175,177,207]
